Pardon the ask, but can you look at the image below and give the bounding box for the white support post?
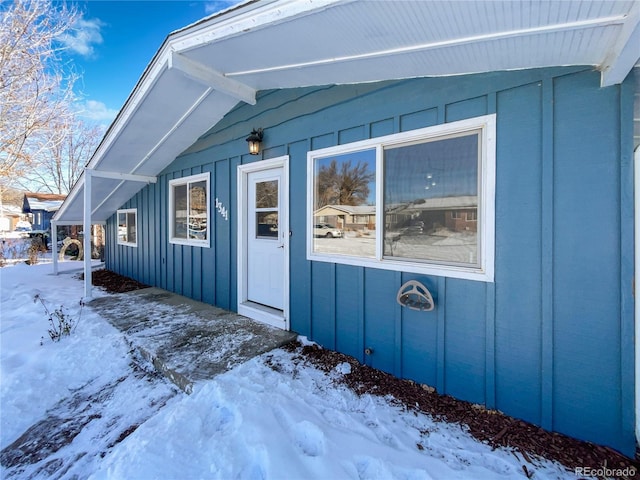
[83,170,93,299]
[51,220,58,275]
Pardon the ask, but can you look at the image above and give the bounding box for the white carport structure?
[51,0,640,443]
[53,0,639,291]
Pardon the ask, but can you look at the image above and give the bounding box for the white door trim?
[237,156,290,330]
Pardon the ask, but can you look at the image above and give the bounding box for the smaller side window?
[117,208,138,247]
[169,172,210,247]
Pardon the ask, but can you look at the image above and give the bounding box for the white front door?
[247,168,284,309]
[238,157,289,330]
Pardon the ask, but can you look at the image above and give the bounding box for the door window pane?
[256,211,278,238]
[256,180,278,208]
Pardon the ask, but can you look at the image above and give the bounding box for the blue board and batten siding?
[105,67,636,455]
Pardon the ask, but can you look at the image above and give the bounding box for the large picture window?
[307,115,495,281]
[117,208,137,247]
[169,172,210,247]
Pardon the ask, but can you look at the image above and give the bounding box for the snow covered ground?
[312,229,477,265]
[0,261,581,479]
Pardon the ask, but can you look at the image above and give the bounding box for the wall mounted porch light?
[246,128,264,155]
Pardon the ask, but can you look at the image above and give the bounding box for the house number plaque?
[215,198,228,221]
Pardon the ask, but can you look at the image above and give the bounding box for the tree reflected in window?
[312,149,376,257]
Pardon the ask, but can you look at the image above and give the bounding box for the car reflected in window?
[313,223,342,238]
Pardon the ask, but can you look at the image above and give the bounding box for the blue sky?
[58,1,242,125]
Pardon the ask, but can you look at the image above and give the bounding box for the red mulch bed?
[86,269,149,293]
[88,268,639,478]
[288,343,639,479]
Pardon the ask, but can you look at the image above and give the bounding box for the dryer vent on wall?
[396,280,435,312]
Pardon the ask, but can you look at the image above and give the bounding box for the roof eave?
[55,0,640,225]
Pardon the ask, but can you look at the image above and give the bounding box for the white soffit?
[54,0,640,224]
[180,0,639,88]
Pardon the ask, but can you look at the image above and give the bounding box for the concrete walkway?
[89,287,297,393]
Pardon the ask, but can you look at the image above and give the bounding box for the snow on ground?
[1,262,581,479]
[0,261,112,444]
[312,230,477,264]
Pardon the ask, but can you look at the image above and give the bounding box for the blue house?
[53,1,640,457]
[22,193,66,233]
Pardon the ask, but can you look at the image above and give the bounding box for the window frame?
[306,114,496,282]
[116,208,138,247]
[168,172,211,248]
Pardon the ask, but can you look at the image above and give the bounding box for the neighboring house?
[0,204,24,233]
[22,193,66,233]
[53,1,640,457]
[314,205,375,231]
[388,195,479,233]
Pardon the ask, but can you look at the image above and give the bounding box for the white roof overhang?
[54,0,640,224]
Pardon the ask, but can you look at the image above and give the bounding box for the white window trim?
[306,114,496,282]
[117,208,138,247]
[169,172,211,248]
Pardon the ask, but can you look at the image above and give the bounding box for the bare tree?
[0,0,79,180]
[337,160,373,206]
[16,118,103,194]
[315,159,374,208]
[0,184,23,205]
[256,180,278,208]
[316,159,339,209]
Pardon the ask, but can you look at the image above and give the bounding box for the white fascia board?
[169,0,348,54]
[171,0,257,35]
[169,52,256,105]
[601,2,640,87]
